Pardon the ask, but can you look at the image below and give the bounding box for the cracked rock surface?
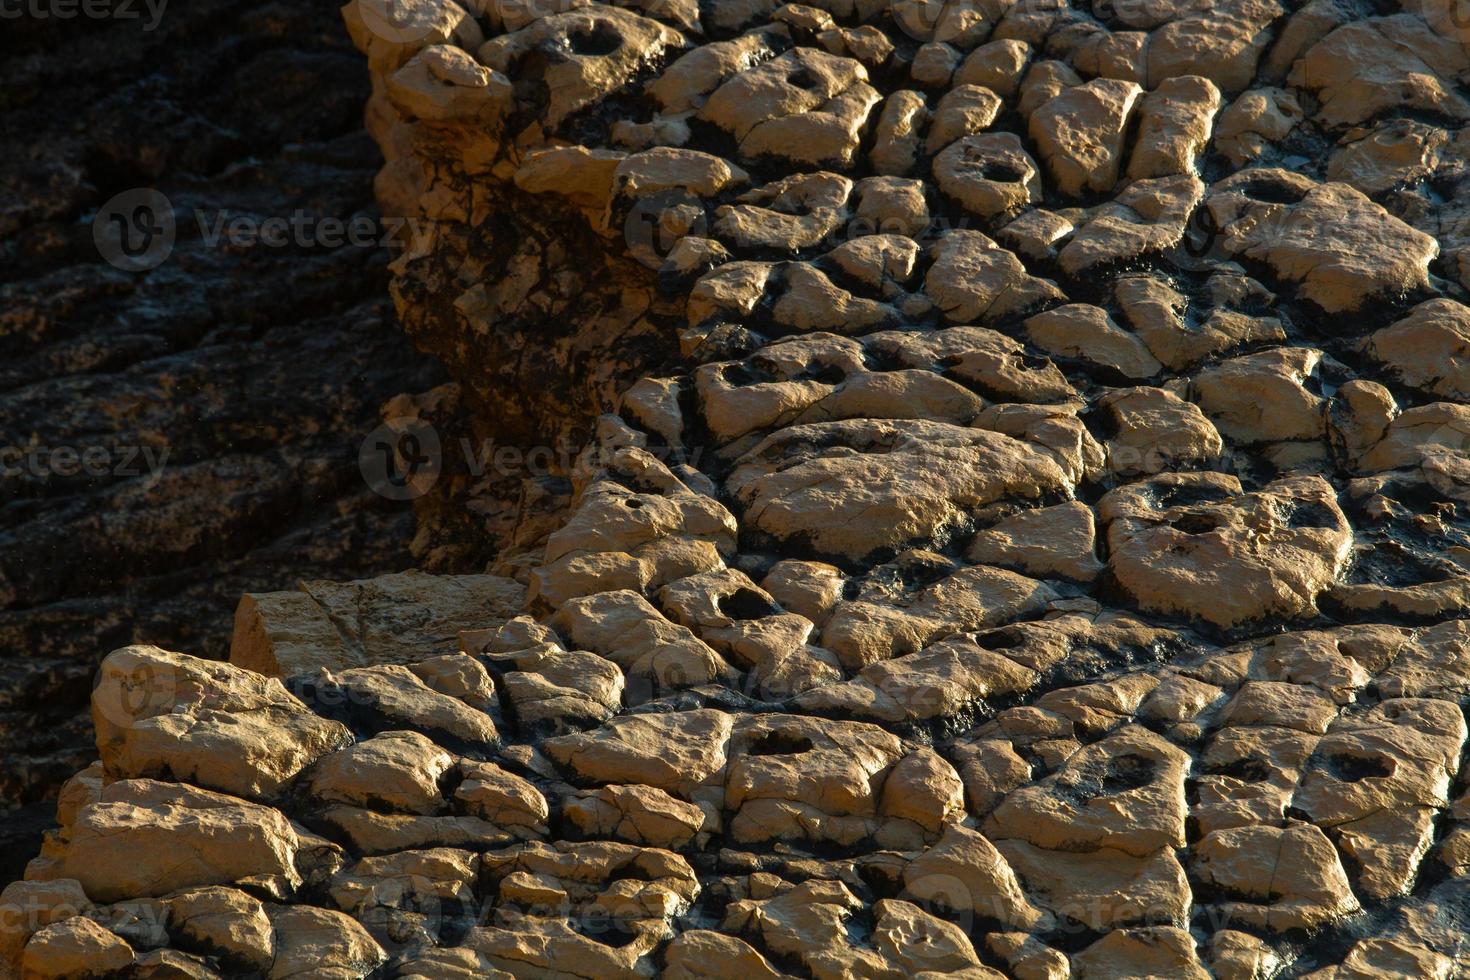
[17,0,1470,976]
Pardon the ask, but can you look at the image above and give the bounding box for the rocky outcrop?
[17,0,1470,976]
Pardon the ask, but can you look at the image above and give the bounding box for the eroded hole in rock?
[567,23,623,57]
[1171,512,1227,534]
[719,588,782,620]
[980,161,1027,182]
[747,731,816,756]
[1059,753,1157,802]
[1204,757,1273,782]
[1238,178,1309,205]
[1321,752,1394,782]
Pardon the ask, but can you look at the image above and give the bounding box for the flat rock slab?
[231,571,525,676]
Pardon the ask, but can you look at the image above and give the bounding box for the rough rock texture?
[0,0,447,871]
[19,0,1470,976]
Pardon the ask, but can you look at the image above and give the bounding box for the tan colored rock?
[1025,304,1161,380]
[480,621,624,731]
[306,731,453,815]
[1028,78,1143,198]
[1098,386,1222,477]
[0,880,92,969]
[386,46,511,124]
[231,571,524,677]
[925,231,1065,324]
[514,146,625,214]
[1071,926,1208,980]
[760,560,844,626]
[1192,347,1327,444]
[725,714,906,845]
[1205,170,1438,313]
[58,780,308,902]
[542,709,733,798]
[328,847,478,944]
[315,807,512,856]
[166,887,273,974]
[820,560,1058,669]
[1214,86,1303,164]
[724,880,996,980]
[902,824,1044,930]
[728,417,1075,561]
[343,0,483,73]
[663,930,786,980]
[934,133,1041,221]
[308,664,498,748]
[967,501,1102,582]
[1056,174,1204,275]
[926,84,1004,152]
[1147,0,1282,92]
[531,461,737,608]
[987,725,1189,858]
[870,89,930,176]
[91,645,348,801]
[613,147,748,200]
[1363,299,1470,400]
[478,7,685,129]
[564,784,705,848]
[866,325,1078,404]
[1289,15,1470,128]
[1114,273,1285,371]
[955,39,1032,97]
[1328,119,1446,196]
[1127,75,1222,178]
[266,905,386,980]
[454,760,548,830]
[551,589,736,694]
[998,840,1191,930]
[1100,473,1352,628]
[910,41,959,87]
[19,918,133,980]
[699,48,879,168]
[1192,823,1360,930]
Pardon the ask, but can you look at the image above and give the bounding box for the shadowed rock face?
[14,0,1470,976]
[0,0,446,866]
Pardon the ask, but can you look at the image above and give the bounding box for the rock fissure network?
[10,0,1470,976]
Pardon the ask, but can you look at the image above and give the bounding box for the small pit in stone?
[1171,512,1227,535]
[1059,753,1157,802]
[979,161,1027,182]
[1321,752,1394,782]
[747,731,816,756]
[1238,178,1308,205]
[720,588,783,620]
[1204,757,1272,782]
[567,23,623,57]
